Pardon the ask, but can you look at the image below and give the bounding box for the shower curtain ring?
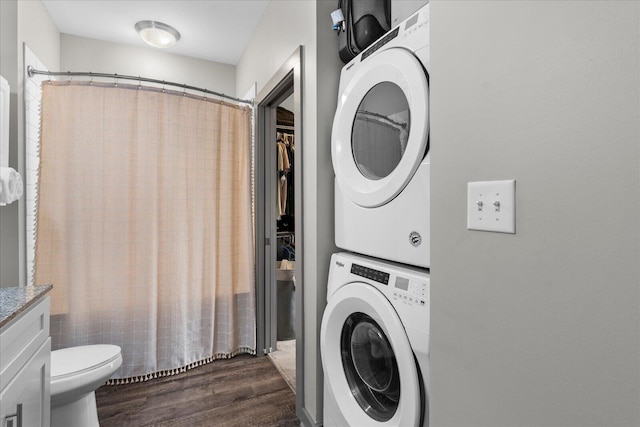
[89,72,93,85]
[203,89,207,101]
[138,77,141,90]
[114,73,118,87]
[183,84,187,97]
[162,81,166,93]
[66,71,72,84]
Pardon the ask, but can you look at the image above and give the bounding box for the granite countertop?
[0,285,53,329]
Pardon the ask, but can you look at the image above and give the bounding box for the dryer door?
[332,48,429,208]
[321,282,423,426]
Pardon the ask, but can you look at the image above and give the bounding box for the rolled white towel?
[0,167,23,205]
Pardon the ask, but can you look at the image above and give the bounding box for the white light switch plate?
[467,180,516,233]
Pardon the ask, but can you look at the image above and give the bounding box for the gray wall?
[236,1,342,422]
[1,0,60,287]
[313,0,344,420]
[430,1,640,426]
[0,0,19,288]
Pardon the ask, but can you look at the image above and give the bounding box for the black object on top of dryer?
[337,0,391,64]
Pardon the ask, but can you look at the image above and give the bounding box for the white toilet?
[50,344,123,427]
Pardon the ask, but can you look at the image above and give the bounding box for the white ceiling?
[42,0,271,65]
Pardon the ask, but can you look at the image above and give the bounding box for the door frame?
[254,46,304,413]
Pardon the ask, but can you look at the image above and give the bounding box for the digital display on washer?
[361,27,400,61]
[351,264,390,285]
[395,276,410,291]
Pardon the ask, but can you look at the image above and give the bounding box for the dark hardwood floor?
[95,354,299,426]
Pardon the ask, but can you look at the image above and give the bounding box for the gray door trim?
[255,46,305,418]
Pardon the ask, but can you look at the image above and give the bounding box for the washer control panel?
[349,262,428,307]
[392,276,428,306]
[351,263,390,285]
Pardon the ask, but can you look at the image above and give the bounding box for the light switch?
[467,180,515,233]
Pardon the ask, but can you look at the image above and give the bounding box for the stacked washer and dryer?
[320,3,431,426]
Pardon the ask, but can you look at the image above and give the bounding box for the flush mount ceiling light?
[135,20,181,49]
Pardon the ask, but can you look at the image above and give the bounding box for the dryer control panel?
[361,27,399,61]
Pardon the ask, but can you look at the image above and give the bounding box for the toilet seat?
[52,344,121,379]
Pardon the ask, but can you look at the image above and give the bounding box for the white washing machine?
[321,252,430,426]
[332,3,430,268]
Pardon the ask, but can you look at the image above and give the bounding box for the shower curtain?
[35,81,255,381]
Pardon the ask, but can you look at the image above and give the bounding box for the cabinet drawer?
[0,297,50,391]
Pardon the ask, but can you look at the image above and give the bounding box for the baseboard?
[297,406,322,427]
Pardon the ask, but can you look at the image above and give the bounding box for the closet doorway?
[255,47,303,412]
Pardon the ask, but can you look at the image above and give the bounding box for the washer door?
[321,282,422,426]
[332,48,429,208]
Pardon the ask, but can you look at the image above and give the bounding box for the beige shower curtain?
[35,81,255,381]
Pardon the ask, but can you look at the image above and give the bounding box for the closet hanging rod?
[27,66,253,106]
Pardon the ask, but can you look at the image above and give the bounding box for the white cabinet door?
[0,338,51,427]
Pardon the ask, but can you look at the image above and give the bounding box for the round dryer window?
[352,82,410,181]
[332,48,429,208]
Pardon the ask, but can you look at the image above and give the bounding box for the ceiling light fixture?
[135,20,181,49]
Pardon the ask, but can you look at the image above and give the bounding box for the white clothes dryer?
[321,252,430,427]
[332,3,430,268]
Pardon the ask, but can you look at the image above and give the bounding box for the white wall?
[430,1,640,426]
[236,2,316,96]
[18,0,60,72]
[236,0,342,424]
[1,0,60,287]
[60,34,236,97]
[19,1,61,289]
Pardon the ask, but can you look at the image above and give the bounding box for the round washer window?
[351,82,411,181]
[341,312,400,422]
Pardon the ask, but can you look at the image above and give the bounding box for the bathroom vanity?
[0,285,52,427]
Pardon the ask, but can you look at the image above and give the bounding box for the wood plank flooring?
[95,354,299,426]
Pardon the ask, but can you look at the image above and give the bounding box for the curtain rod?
[27,66,253,106]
